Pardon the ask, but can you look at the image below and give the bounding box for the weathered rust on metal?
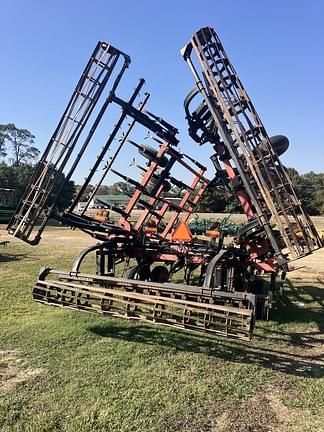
[33,269,255,341]
[7,43,131,245]
[6,31,323,343]
[182,27,322,265]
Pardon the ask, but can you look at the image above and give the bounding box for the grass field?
[0,223,324,432]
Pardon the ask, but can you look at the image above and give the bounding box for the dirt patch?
[212,389,323,432]
[213,393,281,432]
[164,386,323,432]
[0,350,43,393]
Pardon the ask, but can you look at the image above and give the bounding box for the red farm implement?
[8,29,322,341]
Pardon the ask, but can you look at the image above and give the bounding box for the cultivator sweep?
[7,27,322,341]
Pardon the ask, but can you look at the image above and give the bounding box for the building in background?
[90,194,130,209]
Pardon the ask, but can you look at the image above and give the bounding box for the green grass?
[0,228,324,431]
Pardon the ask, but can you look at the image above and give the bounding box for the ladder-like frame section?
[7,42,130,244]
[7,40,209,246]
[181,27,322,262]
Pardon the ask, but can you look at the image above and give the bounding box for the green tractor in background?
[0,188,19,224]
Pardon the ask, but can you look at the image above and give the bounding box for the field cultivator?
[7,28,322,341]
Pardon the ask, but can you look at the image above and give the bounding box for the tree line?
[1,124,323,215]
[0,124,74,210]
[196,168,324,215]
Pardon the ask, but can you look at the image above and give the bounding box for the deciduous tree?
[0,123,40,166]
[0,125,7,158]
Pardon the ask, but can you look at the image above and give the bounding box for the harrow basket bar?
[33,270,255,341]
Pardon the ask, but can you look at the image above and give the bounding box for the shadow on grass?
[89,323,323,378]
[0,253,39,263]
[271,290,324,330]
[89,281,324,379]
[275,279,324,310]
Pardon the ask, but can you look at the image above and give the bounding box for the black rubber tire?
[150,266,169,283]
[124,265,150,281]
[250,279,265,295]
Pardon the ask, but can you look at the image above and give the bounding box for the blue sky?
[1,0,323,182]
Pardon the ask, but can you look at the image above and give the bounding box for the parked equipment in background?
[188,215,242,236]
[0,188,19,224]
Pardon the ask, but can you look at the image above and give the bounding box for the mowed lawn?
[0,224,324,432]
